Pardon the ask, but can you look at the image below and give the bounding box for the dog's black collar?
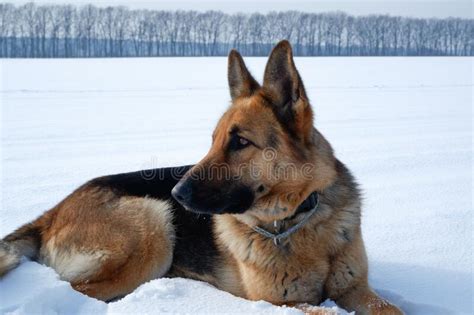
[289,191,319,220]
[251,192,320,246]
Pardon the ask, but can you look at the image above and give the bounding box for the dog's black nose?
[172,179,193,205]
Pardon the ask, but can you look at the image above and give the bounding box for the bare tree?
[0,3,14,56]
[0,3,472,57]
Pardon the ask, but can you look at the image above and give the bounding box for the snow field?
[1,57,472,314]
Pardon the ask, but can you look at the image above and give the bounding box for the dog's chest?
[237,243,330,304]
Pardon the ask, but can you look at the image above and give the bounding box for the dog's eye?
[239,137,249,146]
[229,135,252,151]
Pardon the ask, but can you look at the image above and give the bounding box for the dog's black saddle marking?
[89,165,221,277]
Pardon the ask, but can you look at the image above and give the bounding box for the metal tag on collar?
[273,237,281,246]
[273,221,280,246]
[251,192,320,247]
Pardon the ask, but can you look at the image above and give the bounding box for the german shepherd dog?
[0,41,402,314]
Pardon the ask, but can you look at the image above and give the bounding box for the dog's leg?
[335,285,402,315]
[325,230,402,315]
[40,193,176,301]
[71,249,170,302]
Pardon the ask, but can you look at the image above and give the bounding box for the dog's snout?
[172,180,192,205]
[171,168,254,215]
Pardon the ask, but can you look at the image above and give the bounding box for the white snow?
[0,57,472,314]
[0,261,303,315]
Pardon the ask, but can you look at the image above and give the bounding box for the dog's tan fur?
[3,185,175,301]
[0,41,402,314]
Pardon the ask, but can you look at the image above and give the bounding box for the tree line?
[0,2,472,58]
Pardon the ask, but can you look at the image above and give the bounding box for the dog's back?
[1,165,244,300]
[2,167,187,298]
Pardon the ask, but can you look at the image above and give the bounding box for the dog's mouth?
[181,205,226,215]
[181,202,247,215]
[174,194,253,215]
[171,179,255,215]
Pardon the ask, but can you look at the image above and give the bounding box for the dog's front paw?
[365,298,404,315]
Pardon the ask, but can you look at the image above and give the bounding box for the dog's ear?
[263,40,313,143]
[228,49,260,100]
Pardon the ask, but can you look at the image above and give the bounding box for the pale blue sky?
[10,0,473,18]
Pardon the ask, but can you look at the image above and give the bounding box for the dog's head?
[172,41,337,223]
